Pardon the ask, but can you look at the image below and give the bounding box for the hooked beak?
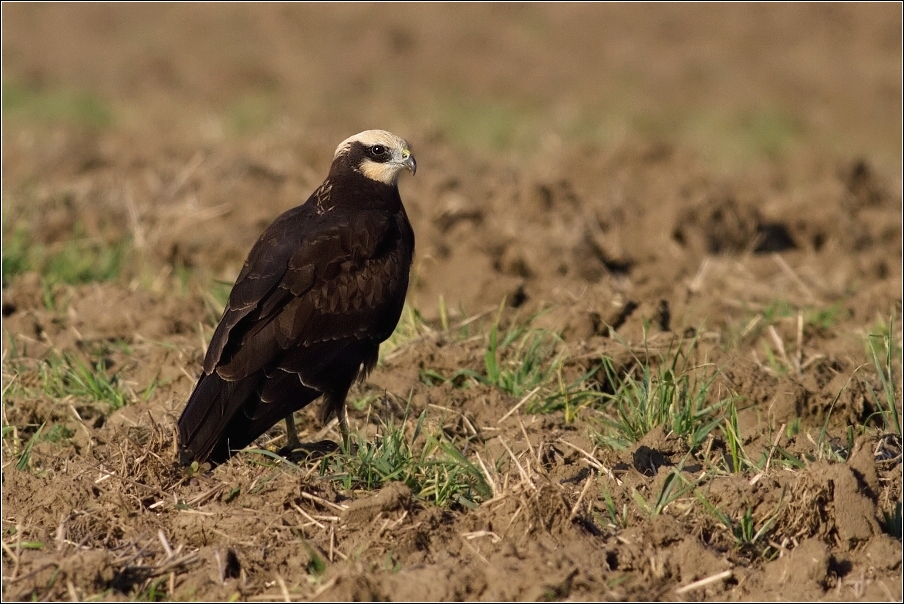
[401,149,417,176]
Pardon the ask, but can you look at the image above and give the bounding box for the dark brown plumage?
[178,130,416,465]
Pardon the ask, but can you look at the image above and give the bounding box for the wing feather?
[208,209,408,382]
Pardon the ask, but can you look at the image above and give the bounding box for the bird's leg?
[284,412,302,452]
[337,403,352,452]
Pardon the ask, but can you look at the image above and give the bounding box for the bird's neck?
[324,172,403,213]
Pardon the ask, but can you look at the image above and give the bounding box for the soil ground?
[2,4,902,601]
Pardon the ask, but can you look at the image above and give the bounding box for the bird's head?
[333,130,416,186]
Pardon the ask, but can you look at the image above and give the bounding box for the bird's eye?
[370,145,387,156]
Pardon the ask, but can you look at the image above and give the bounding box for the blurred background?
[2,4,901,320]
[3,3,900,170]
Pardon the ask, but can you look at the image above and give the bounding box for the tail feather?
[178,368,322,465]
[178,372,257,464]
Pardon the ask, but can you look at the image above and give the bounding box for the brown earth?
[2,4,902,601]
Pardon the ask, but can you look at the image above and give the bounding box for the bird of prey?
[177,130,416,465]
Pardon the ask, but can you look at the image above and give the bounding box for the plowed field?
[2,4,901,601]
